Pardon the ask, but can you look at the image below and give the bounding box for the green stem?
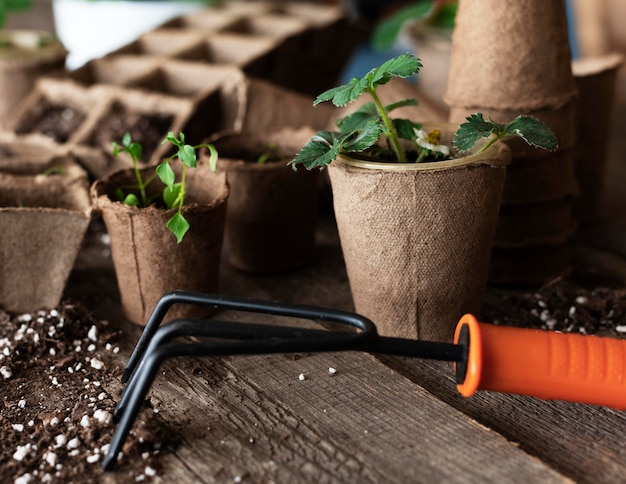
[131,153,149,207]
[476,133,503,154]
[367,86,407,163]
[178,163,187,214]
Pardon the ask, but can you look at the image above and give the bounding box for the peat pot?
[0,30,67,127]
[0,157,91,313]
[211,127,319,273]
[328,124,510,342]
[92,163,229,325]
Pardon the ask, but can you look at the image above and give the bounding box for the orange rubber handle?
[454,314,626,409]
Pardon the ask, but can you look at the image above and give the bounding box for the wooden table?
[10,3,626,482]
[68,63,626,479]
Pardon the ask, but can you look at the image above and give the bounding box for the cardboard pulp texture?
[329,135,510,342]
[0,157,91,313]
[572,53,624,222]
[0,34,67,128]
[444,0,577,112]
[210,127,319,273]
[92,165,229,325]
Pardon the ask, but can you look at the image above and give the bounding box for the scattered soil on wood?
[14,104,86,144]
[4,261,626,482]
[484,277,626,339]
[0,301,177,483]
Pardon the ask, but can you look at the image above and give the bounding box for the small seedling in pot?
[290,52,558,170]
[111,131,218,243]
[256,142,283,165]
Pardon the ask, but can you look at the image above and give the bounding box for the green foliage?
[112,131,218,244]
[256,142,283,164]
[371,0,458,51]
[291,53,424,169]
[454,113,558,154]
[291,53,559,172]
[0,0,31,30]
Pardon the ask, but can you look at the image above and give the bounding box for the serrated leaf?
[156,161,176,187]
[167,212,189,244]
[384,98,418,113]
[453,113,500,151]
[314,77,366,107]
[290,134,341,170]
[178,144,197,168]
[162,183,181,209]
[393,119,422,140]
[342,119,382,152]
[336,102,378,134]
[367,53,422,88]
[504,115,558,151]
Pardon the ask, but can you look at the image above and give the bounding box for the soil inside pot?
[89,101,174,161]
[14,104,86,144]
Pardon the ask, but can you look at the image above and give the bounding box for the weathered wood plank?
[377,355,626,484]
[144,351,569,483]
[68,218,569,483]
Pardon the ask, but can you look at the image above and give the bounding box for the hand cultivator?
[103,290,626,470]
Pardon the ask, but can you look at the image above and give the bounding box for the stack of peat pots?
[0,1,366,323]
[445,0,579,285]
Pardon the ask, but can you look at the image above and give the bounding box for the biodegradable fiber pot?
[0,31,67,128]
[328,124,510,342]
[0,157,91,313]
[211,127,319,273]
[91,163,229,325]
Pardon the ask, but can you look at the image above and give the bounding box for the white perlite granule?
[90,358,104,370]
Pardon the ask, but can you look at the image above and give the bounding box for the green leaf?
[366,53,422,88]
[453,113,500,152]
[122,132,132,147]
[128,142,142,161]
[432,3,457,28]
[163,183,181,209]
[384,98,418,113]
[342,119,382,152]
[393,119,422,140]
[314,77,367,107]
[336,102,378,134]
[370,2,433,51]
[123,194,139,207]
[205,143,219,172]
[156,161,176,188]
[290,132,341,170]
[167,212,190,244]
[504,115,559,151]
[178,144,197,168]
[162,131,179,146]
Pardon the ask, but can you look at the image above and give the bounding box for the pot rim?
[333,122,510,172]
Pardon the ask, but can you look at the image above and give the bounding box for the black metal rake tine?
[104,319,379,472]
[121,290,378,384]
[113,318,353,423]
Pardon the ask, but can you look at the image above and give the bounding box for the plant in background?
[371,0,458,51]
[290,53,558,171]
[112,131,218,243]
[0,0,31,31]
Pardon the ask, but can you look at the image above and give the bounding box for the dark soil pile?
[484,278,626,339]
[0,301,176,482]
